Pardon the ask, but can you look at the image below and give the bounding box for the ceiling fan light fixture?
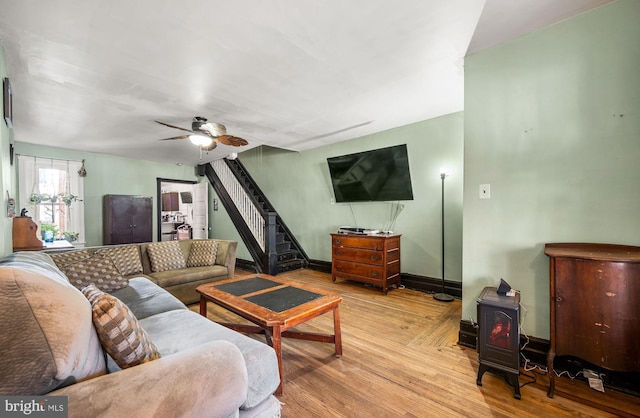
[189,134,212,147]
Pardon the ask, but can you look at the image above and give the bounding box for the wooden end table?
[196,274,343,395]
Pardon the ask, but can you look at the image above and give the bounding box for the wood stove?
[476,286,521,399]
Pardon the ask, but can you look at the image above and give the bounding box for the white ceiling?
[0,0,613,165]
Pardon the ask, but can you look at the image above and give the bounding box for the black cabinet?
[103,194,152,245]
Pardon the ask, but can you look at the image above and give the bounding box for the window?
[18,156,85,245]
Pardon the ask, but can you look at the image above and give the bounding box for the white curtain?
[17,155,85,245]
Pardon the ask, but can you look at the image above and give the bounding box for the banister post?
[265,212,278,275]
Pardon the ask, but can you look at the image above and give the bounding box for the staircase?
[202,159,308,274]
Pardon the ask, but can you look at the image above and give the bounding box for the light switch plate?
[479,184,491,199]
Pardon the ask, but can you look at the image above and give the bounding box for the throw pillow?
[59,252,128,292]
[82,284,161,369]
[187,240,219,267]
[147,241,186,272]
[98,246,143,276]
[50,250,92,268]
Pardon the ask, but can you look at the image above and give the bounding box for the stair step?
[277,259,305,272]
[277,251,297,262]
[276,241,291,252]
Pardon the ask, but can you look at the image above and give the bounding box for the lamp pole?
[434,172,454,302]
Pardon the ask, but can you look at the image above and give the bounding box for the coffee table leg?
[334,306,343,357]
[271,326,284,396]
[199,297,207,317]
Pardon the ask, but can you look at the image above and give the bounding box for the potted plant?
[40,223,58,242]
[59,193,79,206]
[61,231,79,243]
[29,193,48,204]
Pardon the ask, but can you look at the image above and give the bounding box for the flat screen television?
[327,144,414,203]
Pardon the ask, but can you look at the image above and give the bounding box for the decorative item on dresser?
[544,242,640,398]
[330,233,401,294]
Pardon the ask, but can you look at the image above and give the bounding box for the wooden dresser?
[544,242,640,398]
[330,233,401,294]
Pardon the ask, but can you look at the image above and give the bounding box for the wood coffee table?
[196,274,343,395]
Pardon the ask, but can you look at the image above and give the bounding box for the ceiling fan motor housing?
[192,116,208,132]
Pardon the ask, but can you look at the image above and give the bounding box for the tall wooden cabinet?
[331,233,401,294]
[544,242,640,398]
[103,195,153,245]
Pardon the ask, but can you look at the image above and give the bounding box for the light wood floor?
[191,269,640,417]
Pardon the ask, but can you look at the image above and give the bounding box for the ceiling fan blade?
[155,120,193,133]
[217,135,249,147]
[158,135,189,141]
[199,122,227,137]
[200,141,218,152]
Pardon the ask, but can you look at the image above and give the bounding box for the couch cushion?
[0,252,106,395]
[98,245,143,276]
[147,241,187,272]
[58,252,128,292]
[82,284,161,369]
[110,277,187,320]
[138,309,280,410]
[149,264,228,288]
[187,240,219,267]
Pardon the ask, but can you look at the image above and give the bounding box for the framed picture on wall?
[4,77,13,128]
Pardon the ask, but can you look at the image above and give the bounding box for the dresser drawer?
[333,260,385,280]
[332,247,384,265]
[332,235,384,250]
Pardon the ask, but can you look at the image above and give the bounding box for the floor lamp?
[434,171,454,302]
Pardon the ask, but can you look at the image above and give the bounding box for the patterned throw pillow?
[98,246,143,276]
[59,252,128,292]
[50,250,92,267]
[187,240,219,267]
[147,241,186,272]
[82,284,161,369]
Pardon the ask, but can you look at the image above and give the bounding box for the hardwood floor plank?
[190,269,640,417]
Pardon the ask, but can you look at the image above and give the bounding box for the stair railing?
[211,159,266,251]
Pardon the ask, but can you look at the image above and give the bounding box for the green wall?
[13,143,207,248]
[213,112,464,281]
[463,0,640,338]
[0,44,15,256]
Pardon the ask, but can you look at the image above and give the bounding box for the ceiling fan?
[155,116,249,151]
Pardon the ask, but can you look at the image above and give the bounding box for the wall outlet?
[479,184,491,199]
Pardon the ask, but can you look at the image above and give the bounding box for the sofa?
[0,250,282,418]
[47,239,238,305]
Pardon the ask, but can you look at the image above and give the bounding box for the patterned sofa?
[47,239,237,304]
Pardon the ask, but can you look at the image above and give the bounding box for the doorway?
[156,178,209,242]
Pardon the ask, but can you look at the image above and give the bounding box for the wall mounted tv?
[327,144,414,203]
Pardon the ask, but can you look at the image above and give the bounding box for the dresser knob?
[371,271,378,277]
[370,255,379,261]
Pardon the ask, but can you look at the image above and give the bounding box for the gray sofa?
[0,251,281,418]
